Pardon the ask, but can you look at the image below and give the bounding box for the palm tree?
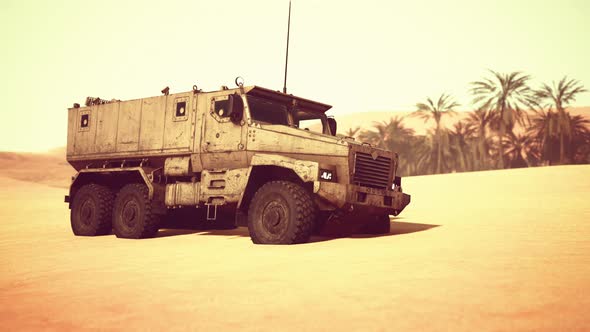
[358,117,416,176]
[471,71,535,169]
[465,108,495,170]
[528,108,560,164]
[449,121,476,172]
[414,128,454,175]
[564,113,590,163]
[528,109,590,165]
[502,133,538,168]
[405,135,430,176]
[358,117,414,150]
[345,126,361,138]
[412,94,459,173]
[534,76,587,164]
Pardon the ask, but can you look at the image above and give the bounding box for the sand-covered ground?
[0,148,72,188]
[1,165,589,331]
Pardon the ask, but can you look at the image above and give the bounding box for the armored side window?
[176,102,187,117]
[174,97,189,121]
[78,110,91,131]
[210,95,244,124]
[210,94,244,124]
[214,99,230,118]
[81,114,89,128]
[210,95,231,123]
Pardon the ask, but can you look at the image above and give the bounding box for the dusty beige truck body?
[65,85,410,244]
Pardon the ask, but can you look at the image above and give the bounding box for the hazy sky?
[1,0,589,151]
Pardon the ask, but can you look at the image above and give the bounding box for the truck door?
[200,93,248,168]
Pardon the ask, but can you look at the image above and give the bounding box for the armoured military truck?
[65,83,410,244]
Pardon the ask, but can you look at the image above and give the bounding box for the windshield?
[246,96,290,125]
[246,95,328,134]
[293,110,327,134]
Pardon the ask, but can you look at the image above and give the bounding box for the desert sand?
[1,165,589,331]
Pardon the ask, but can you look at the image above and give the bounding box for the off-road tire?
[358,214,391,234]
[248,181,316,244]
[112,183,160,239]
[70,184,114,236]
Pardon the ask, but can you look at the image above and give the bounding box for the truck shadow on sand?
[157,219,440,243]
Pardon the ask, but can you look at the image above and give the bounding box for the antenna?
[282,0,291,94]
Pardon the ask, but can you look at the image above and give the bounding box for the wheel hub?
[261,201,287,235]
[122,201,139,227]
[80,200,94,225]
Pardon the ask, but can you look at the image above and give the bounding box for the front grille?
[353,152,392,189]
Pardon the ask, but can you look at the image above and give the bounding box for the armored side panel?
[139,96,167,151]
[71,106,98,155]
[67,92,200,170]
[116,99,142,152]
[95,102,119,153]
[163,94,193,150]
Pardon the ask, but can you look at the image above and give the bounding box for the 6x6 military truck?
[65,82,410,244]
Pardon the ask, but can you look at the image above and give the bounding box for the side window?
[298,119,324,133]
[174,97,189,121]
[78,110,91,131]
[210,94,244,124]
[210,95,231,122]
[176,101,187,117]
[214,97,230,118]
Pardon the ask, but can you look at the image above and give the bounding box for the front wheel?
[247,181,316,244]
[113,184,160,239]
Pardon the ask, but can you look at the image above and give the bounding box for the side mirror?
[228,94,244,125]
[327,117,337,136]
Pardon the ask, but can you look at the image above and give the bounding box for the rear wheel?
[113,184,160,239]
[248,181,316,244]
[70,184,114,236]
[358,214,391,234]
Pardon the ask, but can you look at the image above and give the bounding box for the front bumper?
[313,181,411,216]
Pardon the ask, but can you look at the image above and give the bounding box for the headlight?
[392,176,401,189]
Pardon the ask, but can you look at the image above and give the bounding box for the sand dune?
[0,165,589,331]
[0,150,72,188]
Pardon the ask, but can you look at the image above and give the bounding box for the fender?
[250,154,319,182]
[237,154,320,209]
[67,167,159,208]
